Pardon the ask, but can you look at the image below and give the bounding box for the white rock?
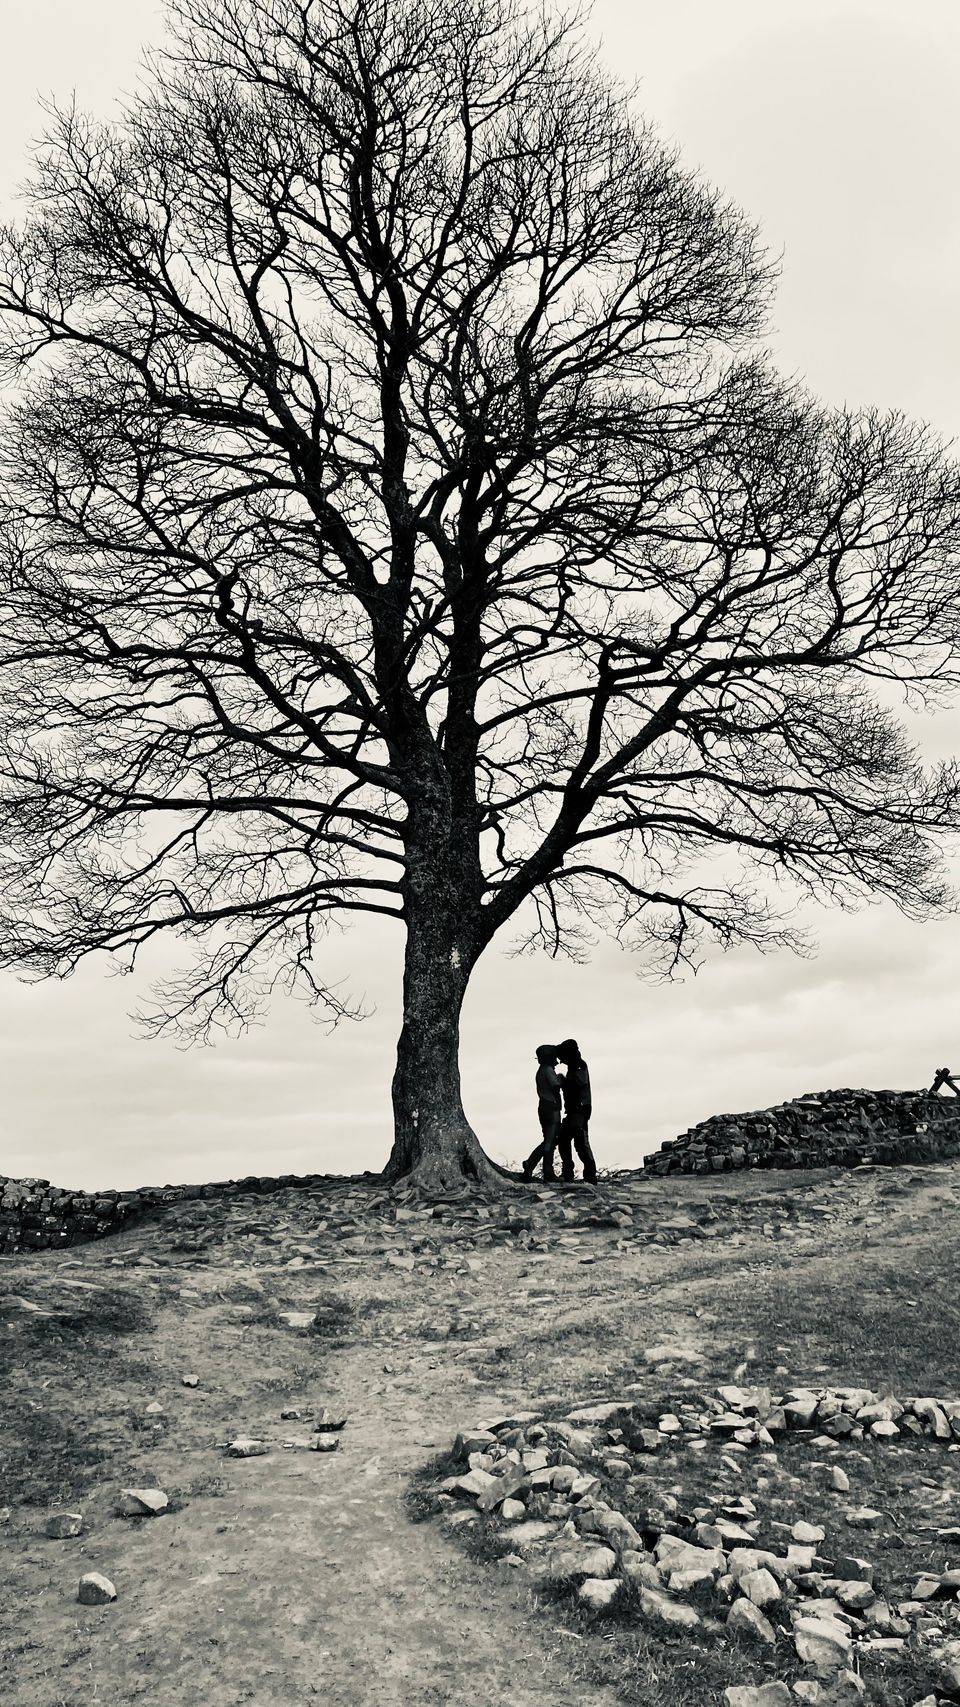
[78,1572,116,1605]
[578,1576,621,1611]
[568,1473,601,1501]
[500,1498,525,1522]
[792,1520,826,1544]
[564,1401,627,1424]
[655,1535,725,1575]
[727,1546,786,1582]
[669,1564,716,1592]
[45,1512,83,1539]
[738,1567,781,1607]
[637,1585,702,1630]
[542,1543,618,1582]
[226,1437,269,1458]
[724,1687,792,1707]
[118,1488,169,1517]
[726,1597,777,1645]
[793,1615,852,1668]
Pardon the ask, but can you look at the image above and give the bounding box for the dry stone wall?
[0,1171,332,1254]
[643,1087,960,1176]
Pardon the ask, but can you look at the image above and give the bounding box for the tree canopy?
[0,0,959,1186]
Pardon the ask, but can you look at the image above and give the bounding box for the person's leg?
[540,1114,560,1180]
[573,1122,597,1184]
[524,1112,556,1180]
[557,1118,575,1180]
[522,1139,546,1180]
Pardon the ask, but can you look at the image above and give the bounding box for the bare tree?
[0,0,959,1189]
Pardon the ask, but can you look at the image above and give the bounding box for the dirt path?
[4,1157,960,1706]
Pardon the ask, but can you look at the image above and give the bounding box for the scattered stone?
[793,1616,852,1668]
[843,1508,882,1529]
[727,1597,777,1645]
[117,1488,169,1517]
[637,1585,702,1630]
[78,1572,116,1606]
[830,1467,850,1493]
[724,1687,792,1707]
[835,1581,875,1611]
[478,1465,528,1512]
[792,1521,826,1544]
[738,1567,781,1608]
[315,1409,347,1431]
[226,1437,269,1457]
[500,1498,526,1522]
[655,1535,725,1576]
[542,1543,618,1583]
[578,1576,621,1612]
[45,1512,83,1539]
[310,1436,340,1453]
[933,1638,960,1694]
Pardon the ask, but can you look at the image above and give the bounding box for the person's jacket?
[536,1063,563,1112]
[564,1059,592,1121]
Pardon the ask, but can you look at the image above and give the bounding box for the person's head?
[557,1038,581,1065]
[536,1044,559,1065]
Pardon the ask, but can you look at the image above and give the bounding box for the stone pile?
[431,1382,960,1696]
[644,1089,960,1176]
[0,1170,333,1254]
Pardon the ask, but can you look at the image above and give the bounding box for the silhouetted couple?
[522,1038,597,1184]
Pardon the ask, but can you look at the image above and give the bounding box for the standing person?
[522,1045,565,1181]
[556,1038,597,1183]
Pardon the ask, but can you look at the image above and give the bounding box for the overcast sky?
[1,0,959,1190]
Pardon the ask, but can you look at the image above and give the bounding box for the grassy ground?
[1,1159,959,1707]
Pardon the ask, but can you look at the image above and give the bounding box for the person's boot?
[521,1155,536,1181]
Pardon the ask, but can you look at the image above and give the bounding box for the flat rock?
[655,1535,725,1576]
[724,1687,792,1707]
[794,1615,852,1668]
[226,1437,269,1457]
[843,1507,882,1528]
[541,1543,618,1582]
[505,1519,558,1552]
[118,1488,169,1517]
[637,1585,702,1630]
[793,1520,826,1544]
[78,1572,116,1605]
[45,1512,83,1539]
[564,1402,627,1425]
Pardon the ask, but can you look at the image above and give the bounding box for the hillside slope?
[2,1161,960,1706]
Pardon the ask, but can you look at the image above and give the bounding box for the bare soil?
[2,1158,959,1706]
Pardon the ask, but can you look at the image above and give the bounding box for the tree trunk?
[381,892,508,1193]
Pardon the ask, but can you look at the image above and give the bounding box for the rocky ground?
[2,1157,960,1705]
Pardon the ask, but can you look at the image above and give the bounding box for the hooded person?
[521,1045,565,1181]
[556,1038,597,1183]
